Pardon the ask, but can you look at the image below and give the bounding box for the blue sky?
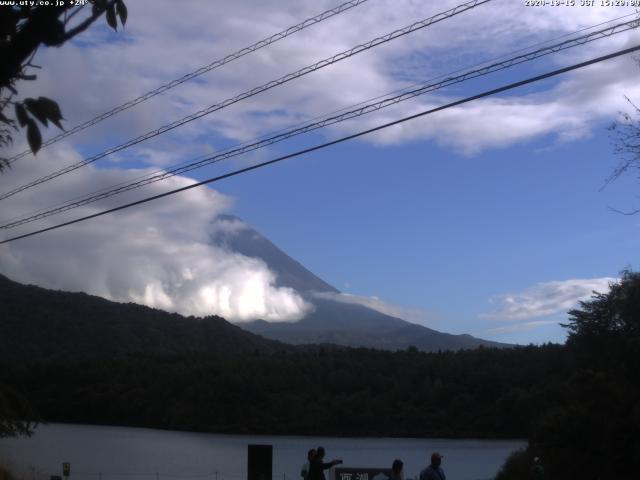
[1,0,639,344]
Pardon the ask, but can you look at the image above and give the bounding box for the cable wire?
[0,0,493,201]
[1,44,637,245]
[5,0,371,164]
[2,17,637,230]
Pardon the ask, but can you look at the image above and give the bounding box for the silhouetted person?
[389,459,403,480]
[419,452,445,480]
[301,448,316,480]
[308,446,342,480]
[529,457,544,480]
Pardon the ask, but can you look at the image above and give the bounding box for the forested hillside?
[0,274,288,361]
[1,345,563,438]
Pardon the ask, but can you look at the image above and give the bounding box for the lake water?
[0,424,524,480]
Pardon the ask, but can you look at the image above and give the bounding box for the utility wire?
[0,0,492,201]
[5,0,371,164]
[15,9,633,225]
[1,44,638,246]
[18,8,633,228]
[2,17,637,230]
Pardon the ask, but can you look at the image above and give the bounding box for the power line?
[1,44,637,246]
[0,0,492,201]
[2,17,637,230]
[5,0,371,164]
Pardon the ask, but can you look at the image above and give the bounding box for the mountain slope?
[0,274,288,362]
[212,216,510,351]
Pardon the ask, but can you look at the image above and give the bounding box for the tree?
[607,97,640,214]
[564,270,640,342]
[0,0,128,171]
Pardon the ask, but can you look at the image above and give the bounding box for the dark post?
[247,444,272,480]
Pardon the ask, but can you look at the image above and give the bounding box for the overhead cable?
[0,0,492,201]
[5,0,371,164]
[1,44,638,245]
[2,17,637,230]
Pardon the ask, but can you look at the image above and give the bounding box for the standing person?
[308,446,342,480]
[389,459,404,480]
[419,453,445,480]
[301,449,316,480]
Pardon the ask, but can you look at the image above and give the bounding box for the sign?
[247,444,272,480]
[333,467,392,480]
[62,463,71,477]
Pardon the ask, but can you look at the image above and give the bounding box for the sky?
[1,0,639,345]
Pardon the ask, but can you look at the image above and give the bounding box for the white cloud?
[0,145,311,323]
[481,277,617,321]
[312,291,431,324]
[8,0,640,169]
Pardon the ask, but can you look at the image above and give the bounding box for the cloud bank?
[481,277,617,321]
[0,146,311,323]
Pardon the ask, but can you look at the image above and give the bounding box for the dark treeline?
[2,344,566,439]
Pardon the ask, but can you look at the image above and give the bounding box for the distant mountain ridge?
[0,216,508,360]
[211,215,509,351]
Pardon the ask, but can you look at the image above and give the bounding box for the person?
[308,446,342,480]
[419,452,445,480]
[529,456,544,480]
[301,449,316,480]
[389,459,404,480]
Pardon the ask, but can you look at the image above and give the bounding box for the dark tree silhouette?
[0,0,128,171]
[565,270,640,341]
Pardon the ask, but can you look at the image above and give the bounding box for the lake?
[0,424,524,480]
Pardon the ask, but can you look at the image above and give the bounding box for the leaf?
[26,119,42,154]
[36,97,65,130]
[14,103,29,127]
[116,0,128,26]
[24,98,48,127]
[106,3,117,31]
[22,97,65,130]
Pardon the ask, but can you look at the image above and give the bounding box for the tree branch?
[59,0,117,42]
